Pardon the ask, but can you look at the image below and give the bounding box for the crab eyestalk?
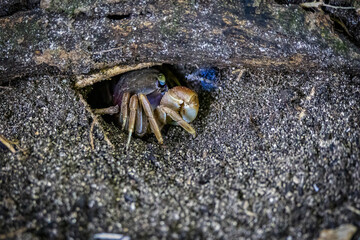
[159,86,199,136]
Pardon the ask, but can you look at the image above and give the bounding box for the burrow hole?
[83,64,219,142]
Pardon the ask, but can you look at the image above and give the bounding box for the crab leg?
[135,105,148,137]
[126,95,138,150]
[138,94,164,144]
[120,92,130,129]
[158,106,196,137]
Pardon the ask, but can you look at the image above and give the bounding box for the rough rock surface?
[1,68,359,239]
[1,0,360,83]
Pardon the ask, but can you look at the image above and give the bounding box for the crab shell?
[159,86,199,124]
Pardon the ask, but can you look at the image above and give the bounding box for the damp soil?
[0,68,360,239]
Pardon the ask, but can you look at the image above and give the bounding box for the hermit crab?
[90,68,199,149]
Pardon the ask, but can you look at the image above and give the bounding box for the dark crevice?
[106,10,153,20]
[274,0,360,48]
[0,0,40,18]
[325,8,360,48]
[106,13,132,20]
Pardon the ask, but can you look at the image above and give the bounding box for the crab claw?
[160,86,199,123]
[157,86,199,137]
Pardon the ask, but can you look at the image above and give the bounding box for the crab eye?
[157,73,166,86]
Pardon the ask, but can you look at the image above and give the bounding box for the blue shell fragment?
[186,68,218,91]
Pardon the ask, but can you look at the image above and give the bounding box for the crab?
[96,68,199,149]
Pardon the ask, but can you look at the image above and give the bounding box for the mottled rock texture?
[1,0,359,83]
[1,0,360,239]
